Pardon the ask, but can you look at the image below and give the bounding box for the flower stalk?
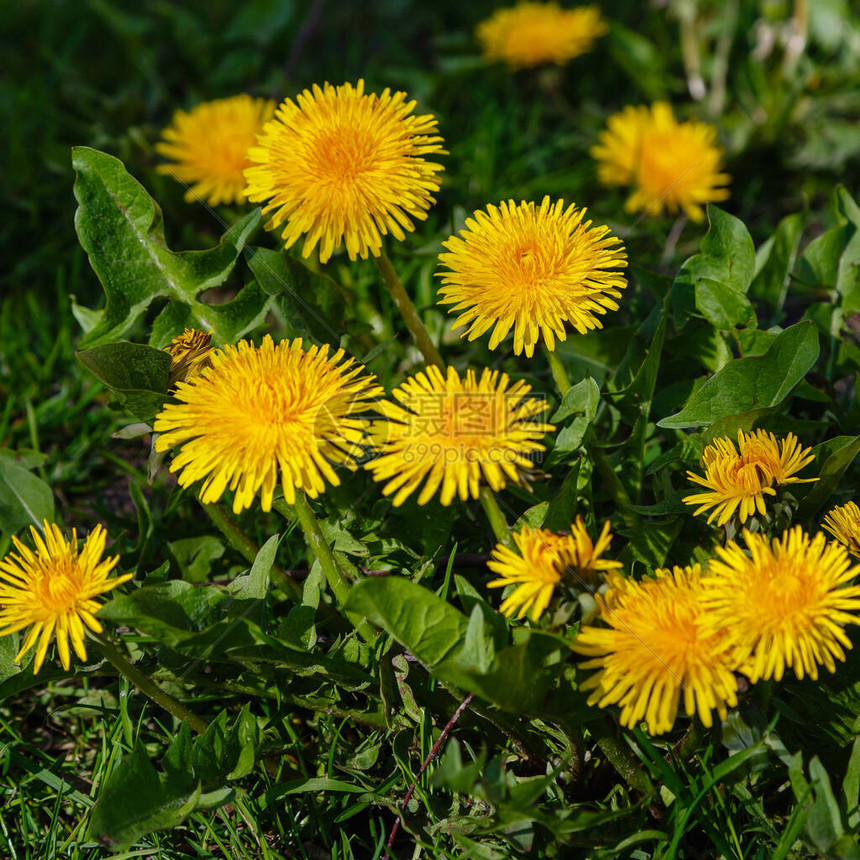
[203,502,303,601]
[479,487,514,549]
[94,635,209,735]
[375,251,445,368]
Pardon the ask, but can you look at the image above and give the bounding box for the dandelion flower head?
[154,335,383,513]
[0,522,131,674]
[365,366,553,506]
[437,197,627,358]
[822,501,860,559]
[476,2,607,69]
[592,102,730,222]
[572,565,739,734]
[487,517,621,620]
[166,328,214,388]
[703,527,860,683]
[684,429,815,527]
[244,80,446,263]
[156,94,276,206]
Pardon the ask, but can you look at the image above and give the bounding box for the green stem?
[594,723,653,795]
[275,494,352,607]
[545,346,572,396]
[672,717,706,762]
[94,635,209,734]
[203,502,303,602]
[590,446,641,529]
[375,251,445,368]
[479,486,514,549]
[273,497,375,642]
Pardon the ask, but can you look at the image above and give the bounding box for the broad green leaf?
[229,534,279,602]
[77,341,172,422]
[837,186,860,230]
[676,205,756,295]
[0,459,54,535]
[797,435,860,518]
[193,705,260,784]
[844,737,860,829]
[798,225,848,288]
[72,147,263,348]
[346,578,569,714]
[0,636,21,683]
[543,461,581,531]
[694,277,756,330]
[99,580,228,642]
[249,246,345,344]
[750,212,805,308]
[550,378,600,459]
[168,535,225,583]
[806,757,845,853]
[345,577,469,667]
[87,707,256,850]
[658,322,819,429]
[226,534,279,627]
[86,742,202,850]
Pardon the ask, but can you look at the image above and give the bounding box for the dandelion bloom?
[365,366,553,506]
[154,335,382,513]
[592,102,730,222]
[703,527,860,682]
[684,429,816,527]
[487,517,621,620]
[0,522,131,674]
[244,80,445,264]
[156,94,276,206]
[476,2,607,69]
[572,566,739,734]
[822,502,860,559]
[165,328,214,388]
[437,197,627,358]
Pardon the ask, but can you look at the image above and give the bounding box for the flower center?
[35,559,82,612]
[639,132,699,194]
[314,126,378,184]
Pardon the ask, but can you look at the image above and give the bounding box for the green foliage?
[0,450,54,536]
[87,707,259,849]
[4,1,860,858]
[72,147,264,348]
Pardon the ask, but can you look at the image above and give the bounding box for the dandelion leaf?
[71,147,263,349]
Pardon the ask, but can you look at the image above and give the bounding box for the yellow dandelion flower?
[703,527,860,682]
[476,2,607,69]
[572,565,739,735]
[156,94,276,206]
[244,80,446,264]
[823,502,860,558]
[487,517,621,620]
[436,197,627,358]
[165,328,214,388]
[684,429,816,527]
[591,102,730,222]
[0,521,132,674]
[154,335,383,513]
[365,365,553,506]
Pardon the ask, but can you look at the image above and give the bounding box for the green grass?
[3,0,860,857]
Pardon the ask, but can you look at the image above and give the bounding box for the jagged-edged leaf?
[76,341,172,422]
[72,147,263,348]
[249,247,345,344]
